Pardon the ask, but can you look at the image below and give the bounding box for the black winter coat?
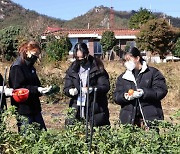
[9,57,42,115]
[114,62,168,125]
[63,56,110,126]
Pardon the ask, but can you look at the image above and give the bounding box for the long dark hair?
[73,42,89,59]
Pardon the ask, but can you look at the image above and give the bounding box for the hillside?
[65,6,180,29]
[0,0,65,32]
[63,6,132,29]
[1,1,180,31]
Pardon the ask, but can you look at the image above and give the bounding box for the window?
[94,41,102,54]
[82,39,89,48]
[69,38,78,52]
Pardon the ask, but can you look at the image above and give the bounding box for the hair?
[18,41,41,62]
[125,47,144,64]
[73,42,89,58]
[95,57,104,70]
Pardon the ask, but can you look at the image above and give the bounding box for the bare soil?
[1,60,180,130]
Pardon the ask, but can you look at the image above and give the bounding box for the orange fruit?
[128,89,134,96]
[12,88,29,103]
[18,90,23,95]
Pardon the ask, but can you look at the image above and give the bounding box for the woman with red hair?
[9,41,51,132]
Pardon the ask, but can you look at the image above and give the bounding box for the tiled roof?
[44,27,62,33]
[43,27,139,36]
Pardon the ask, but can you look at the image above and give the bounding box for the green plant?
[45,35,72,61]
[136,18,178,59]
[129,7,155,29]
[173,37,180,57]
[100,31,117,58]
[0,25,22,60]
[107,72,118,103]
[39,72,68,104]
[0,107,180,154]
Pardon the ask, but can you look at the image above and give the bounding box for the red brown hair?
[18,41,41,62]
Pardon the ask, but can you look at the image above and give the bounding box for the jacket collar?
[122,70,136,84]
[67,55,105,80]
[139,61,148,74]
[12,57,34,68]
[70,55,99,73]
[122,61,148,84]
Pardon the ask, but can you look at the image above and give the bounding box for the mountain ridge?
[1,0,180,32]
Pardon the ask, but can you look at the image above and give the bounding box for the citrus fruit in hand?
[128,89,134,96]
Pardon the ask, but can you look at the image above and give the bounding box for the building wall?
[68,37,136,57]
[88,39,94,56]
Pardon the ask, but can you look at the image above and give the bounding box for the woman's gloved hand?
[81,87,93,94]
[133,89,144,98]
[4,87,13,96]
[69,88,78,96]
[38,86,52,94]
[124,93,135,101]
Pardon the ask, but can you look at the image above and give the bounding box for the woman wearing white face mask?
[114,47,168,129]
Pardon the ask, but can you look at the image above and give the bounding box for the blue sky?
[11,0,180,20]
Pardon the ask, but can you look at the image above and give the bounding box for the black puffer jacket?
[63,55,110,126]
[9,57,42,115]
[114,62,168,125]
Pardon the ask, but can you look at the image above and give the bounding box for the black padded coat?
[9,57,42,115]
[114,62,168,125]
[63,55,110,126]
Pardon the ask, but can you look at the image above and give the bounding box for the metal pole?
[89,87,97,153]
[138,99,149,129]
[0,67,8,110]
[80,79,82,118]
[135,84,149,129]
[85,68,90,142]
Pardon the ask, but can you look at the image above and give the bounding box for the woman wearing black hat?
[63,42,110,127]
[114,47,168,129]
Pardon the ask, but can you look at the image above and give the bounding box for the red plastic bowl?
[12,88,29,103]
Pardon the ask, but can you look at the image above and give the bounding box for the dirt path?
[41,101,179,130]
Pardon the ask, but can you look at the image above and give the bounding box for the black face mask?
[27,55,38,65]
[78,58,87,66]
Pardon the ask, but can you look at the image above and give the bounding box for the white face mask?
[124,60,136,71]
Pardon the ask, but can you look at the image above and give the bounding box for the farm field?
[1,60,180,130]
[0,60,180,153]
[42,60,180,129]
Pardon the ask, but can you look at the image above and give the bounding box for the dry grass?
[1,60,179,130]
